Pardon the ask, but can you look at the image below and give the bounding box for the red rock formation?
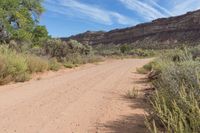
[63,9,200,49]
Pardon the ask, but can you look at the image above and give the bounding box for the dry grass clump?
[0,46,61,85]
[126,87,139,99]
[0,46,30,84]
[48,58,61,71]
[26,55,49,73]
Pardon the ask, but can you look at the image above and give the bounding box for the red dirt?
[0,59,151,133]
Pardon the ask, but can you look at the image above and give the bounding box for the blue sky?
[40,0,200,37]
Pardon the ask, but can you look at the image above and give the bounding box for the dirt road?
[0,59,151,133]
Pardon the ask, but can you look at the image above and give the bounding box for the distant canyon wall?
[63,10,200,49]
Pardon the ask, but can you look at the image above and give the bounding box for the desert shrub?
[0,46,29,84]
[94,44,156,57]
[12,40,33,51]
[44,39,67,58]
[120,45,131,54]
[48,58,61,71]
[145,48,200,133]
[29,46,45,56]
[129,49,156,57]
[137,61,155,74]
[63,61,75,68]
[190,45,200,59]
[44,39,92,59]
[139,49,193,80]
[43,39,98,65]
[93,44,122,56]
[155,61,200,92]
[160,48,193,62]
[64,53,83,64]
[26,55,49,73]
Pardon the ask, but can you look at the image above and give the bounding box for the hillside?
[63,9,200,49]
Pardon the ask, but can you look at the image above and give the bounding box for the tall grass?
[27,55,49,73]
[0,46,62,85]
[48,58,61,71]
[0,46,29,84]
[0,43,104,85]
[144,48,200,132]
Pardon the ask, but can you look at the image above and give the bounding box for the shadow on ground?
[97,97,149,133]
[96,74,150,133]
[99,115,146,133]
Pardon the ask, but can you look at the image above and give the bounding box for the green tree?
[0,24,9,42]
[32,25,49,46]
[0,0,44,41]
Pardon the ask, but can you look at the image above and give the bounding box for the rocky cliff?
[63,9,200,49]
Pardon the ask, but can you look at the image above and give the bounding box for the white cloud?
[147,0,173,16]
[110,12,137,25]
[119,0,200,21]
[60,0,112,24]
[119,0,166,20]
[171,0,200,15]
[44,0,200,26]
[44,0,137,25]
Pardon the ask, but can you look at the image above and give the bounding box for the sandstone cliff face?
[63,9,200,49]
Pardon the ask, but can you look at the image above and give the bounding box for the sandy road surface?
[0,59,151,133]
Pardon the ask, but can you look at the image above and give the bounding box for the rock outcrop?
[63,9,200,49]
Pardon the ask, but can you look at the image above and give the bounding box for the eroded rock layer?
[63,10,200,49]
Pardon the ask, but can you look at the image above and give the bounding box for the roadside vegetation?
[137,46,200,132]
[0,39,104,85]
[126,87,139,99]
[0,0,104,85]
[93,44,156,58]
